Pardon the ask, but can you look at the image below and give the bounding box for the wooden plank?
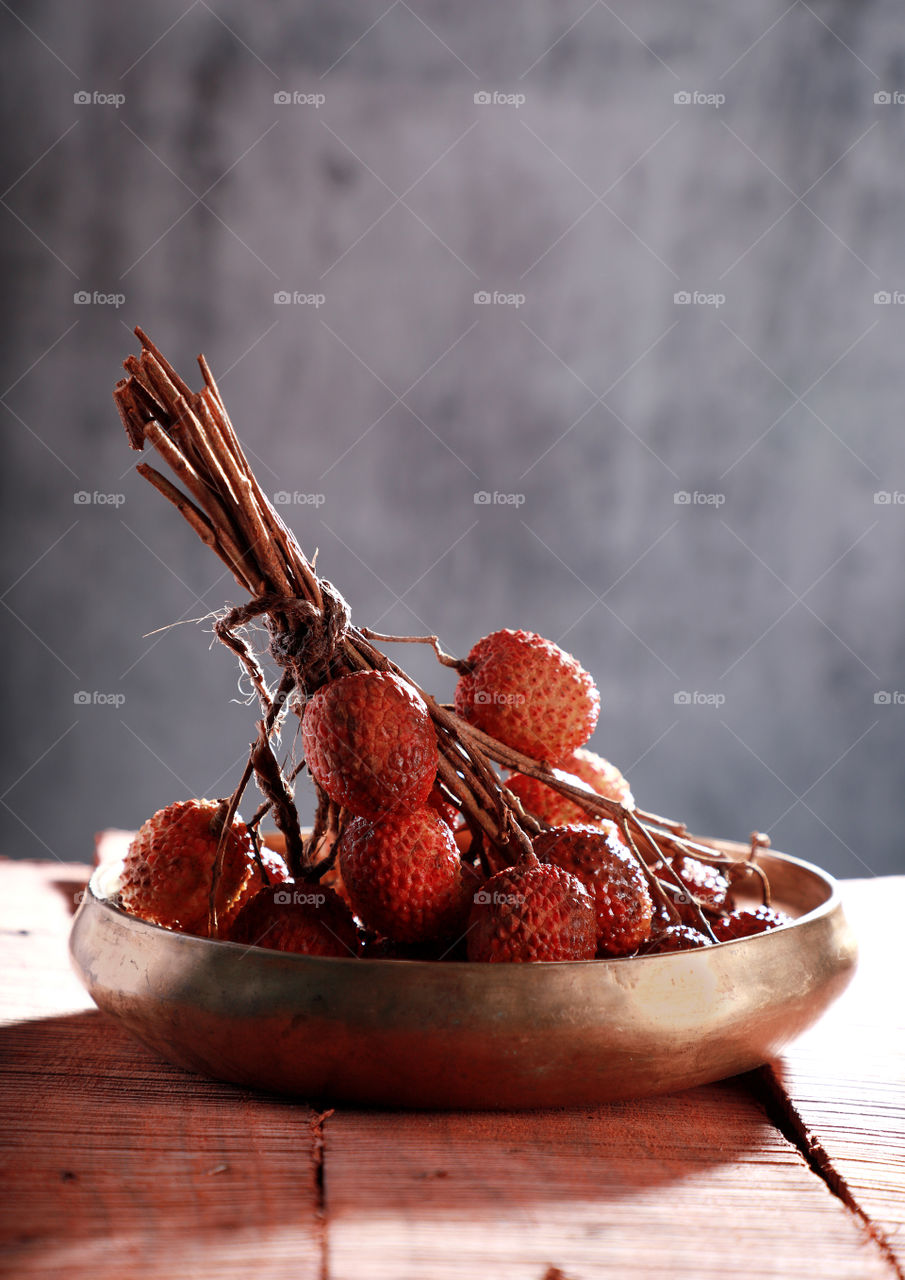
[0,861,324,1280]
[321,875,905,1280]
[323,1090,894,1280]
[766,876,905,1273]
[3,861,902,1280]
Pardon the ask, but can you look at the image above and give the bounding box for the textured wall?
[2,0,903,877]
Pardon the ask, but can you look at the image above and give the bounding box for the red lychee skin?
[230,843,291,919]
[454,629,599,761]
[670,854,732,919]
[228,884,357,957]
[427,783,459,830]
[506,767,599,828]
[120,799,254,938]
[712,906,793,942]
[302,670,438,820]
[639,925,713,955]
[467,863,597,963]
[534,823,653,957]
[339,806,476,945]
[567,748,634,810]
[506,750,632,830]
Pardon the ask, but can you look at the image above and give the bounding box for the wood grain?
[766,876,905,1274]
[0,861,324,1280]
[1,860,902,1280]
[322,1094,893,1280]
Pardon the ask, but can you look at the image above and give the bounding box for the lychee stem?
[358,627,471,674]
[115,328,771,922]
[625,811,718,943]
[207,669,301,935]
[617,816,682,928]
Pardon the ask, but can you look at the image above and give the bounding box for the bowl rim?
[83,845,844,970]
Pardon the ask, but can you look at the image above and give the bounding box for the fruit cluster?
[119,628,791,961]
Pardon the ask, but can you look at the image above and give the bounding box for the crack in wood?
[748,1066,904,1280]
[310,1107,334,1280]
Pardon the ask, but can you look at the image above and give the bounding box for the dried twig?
[115,329,766,938]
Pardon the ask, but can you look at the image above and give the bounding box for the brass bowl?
[69,848,856,1108]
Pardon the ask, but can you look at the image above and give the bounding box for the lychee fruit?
[120,799,254,938]
[712,906,793,941]
[427,782,459,829]
[466,862,597,962]
[454,629,599,761]
[302,670,438,820]
[670,854,731,916]
[228,883,357,957]
[338,805,475,944]
[228,841,292,918]
[534,823,653,956]
[506,748,632,829]
[640,925,713,954]
[567,747,634,809]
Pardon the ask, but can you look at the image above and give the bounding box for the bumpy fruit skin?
[506,749,632,830]
[427,783,459,829]
[506,767,597,827]
[534,823,653,957]
[228,884,357,957]
[467,863,597,962]
[454,629,599,761]
[567,748,634,810]
[712,906,793,942]
[670,854,731,917]
[121,799,253,938]
[339,806,475,944]
[640,925,713,954]
[302,671,438,820]
[230,843,291,918]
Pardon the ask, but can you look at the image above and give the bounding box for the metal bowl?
[69,847,856,1107]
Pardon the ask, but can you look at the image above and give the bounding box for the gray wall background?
[2,0,903,878]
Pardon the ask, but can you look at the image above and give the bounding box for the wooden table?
[1,861,902,1279]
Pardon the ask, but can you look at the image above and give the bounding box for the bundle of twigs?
[114,328,769,941]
